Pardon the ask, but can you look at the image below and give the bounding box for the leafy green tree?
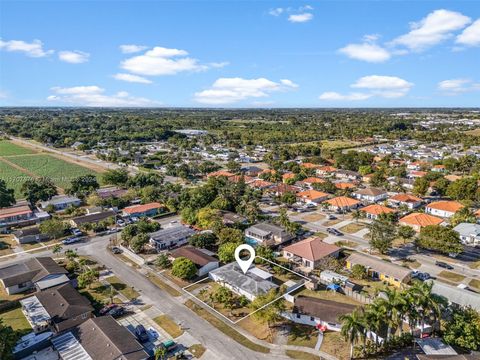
[0,179,15,208]
[196,208,222,230]
[67,174,99,197]
[226,160,241,174]
[130,233,150,253]
[358,165,373,176]
[446,177,479,201]
[77,269,99,289]
[155,254,171,269]
[217,227,243,245]
[52,244,63,256]
[213,286,235,309]
[127,172,164,188]
[188,232,217,249]
[171,257,197,280]
[102,168,129,186]
[450,207,476,227]
[351,264,367,280]
[218,242,240,263]
[416,225,463,255]
[280,192,296,205]
[250,288,286,338]
[0,319,18,360]
[412,177,429,197]
[154,346,168,360]
[397,225,416,244]
[432,177,450,196]
[21,178,57,205]
[40,219,70,239]
[443,306,480,351]
[368,218,396,254]
[255,245,274,263]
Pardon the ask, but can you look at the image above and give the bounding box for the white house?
[425,201,464,218]
[149,224,195,251]
[453,223,480,246]
[352,187,388,203]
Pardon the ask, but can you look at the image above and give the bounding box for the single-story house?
[51,316,149,360]
[360,204,396,220]
[219,210,248,226]
[268,183,301,196]
[324,196,361,212]
[241,166,263,177]
[245,222,295,247]
[39,195,81,211]
[209,262,278,301]
[283,237,340,270]
[149,224,196,251]
[248,179,274,190]
[298,177,325,188]
[122,202,163,218]
[283,296,356,332]
[452,223,480,246]
[0,257,69,295]
[352,187,388,203]
[170,246,219,277]
[431,281,480,312]
[346,252,412,287]
[399,212,444,232]
[334,182,356,191]
[425,201,464,218]
[96,186,128,199]
[0,202,36,228]
[316,166,337,176]
[12,227,50,244]
[296,190,329,205]
[20,283,93,334]
[335,170,361,181]
[70,210,116,228]
[388,193,423,209]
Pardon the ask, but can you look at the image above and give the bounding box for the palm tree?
[364,302,385,351]
[52,244,63,258]
[154,346,167,360]
[407,282,443,336]
[340,309,366,359]
[377,288,407,339]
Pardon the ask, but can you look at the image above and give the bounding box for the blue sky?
[1,1,479,107]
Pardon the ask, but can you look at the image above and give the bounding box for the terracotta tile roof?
[301,162,321,169]
[207,170,235,178]
[123,202,162,215]
[325,196,360,208]
[426,201,464,213]
[445,175,462,182]
[399,213,443,227]
[360,204,396,215]
[228,175,254,183]
[301,177,325,184]
[389,193,423,203]
[410,170,427,177]
[335,182,356,190]
[353,187,387,196]
[248,179,273,189]
[297,190,329,201]
[318,166,337,172]
[283,237,340,262]
[282,173,295,180]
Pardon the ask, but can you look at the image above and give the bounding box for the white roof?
[416,338,457,355]
[432,281,480,311]
[247,267,272,280]
[36,274,70,290]
[20,296,50,325]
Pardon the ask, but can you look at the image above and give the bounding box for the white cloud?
[456,19,480,47]
[288,13,313,23]
[0,39,53,57]
[113,73,152,84]
[47,86,158,107]
[208,61,229,68]
[58,50,90,64]
[194,77,298,105]
[319,75,413,101]
[438,78,480,94]
[339,43,391,63]
[269,7,284,16]
[351,75,413,98]
[119,44,148,54]
[391,9,471,51]
[318,92,372,101]
[121,46,211,76]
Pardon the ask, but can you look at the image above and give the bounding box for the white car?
[62,237,82,245]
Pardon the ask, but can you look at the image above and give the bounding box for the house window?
[81,313,88,319]
[310,316,314,321]
[296,313,301,319]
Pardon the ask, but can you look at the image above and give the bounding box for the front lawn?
[145,272,181,297]
[320,331,350,360]
[153,314,184,338]
[287,324,318,348]
[339,223,365,234]
[105,276,140,300]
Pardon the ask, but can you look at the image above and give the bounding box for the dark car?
[111,246,123,254]
[134,325,149,343]
[108,306,125,318]
[99,303,118,316]
[327,228,343,236]
[435,261,454,270]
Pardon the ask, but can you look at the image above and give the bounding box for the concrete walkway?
[315,331,324,351]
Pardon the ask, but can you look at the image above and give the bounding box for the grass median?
[286,350,321,360]
[185,299,270,354]
[145,272,181,297]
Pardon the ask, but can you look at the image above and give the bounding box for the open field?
[0,160,30,196]
[0,140,35,156]
[6,154,101,189]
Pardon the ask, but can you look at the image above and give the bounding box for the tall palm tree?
[364,302,385,351]
[407,281,443,336]
[377,288,407,339]
[340,309,366,359]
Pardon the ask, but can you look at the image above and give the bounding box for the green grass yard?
[0,140,35,156]
[105,276,140,300]
[0,306,31,332]
[0,160,30,196]
[153,314,184,338]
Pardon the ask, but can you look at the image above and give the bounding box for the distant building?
[283,237,340,270]
[0,202,36,229]
[0,257,69,295]
[20,283,93,334]
[219,210,248,226]
[96,186,128,199]
[51,316,149,360]
[324,196,361,212]
[12,227,50,244]
[452,223,480,246]
[245,222,295,247]
[296,190,329,205]
[425,201,464,218]
[346,252,412,287]
[39,195,81,211]
[123,202,163,218]
[70,210,116,228]
[149,224,196,251]
[209,263,278,301]
[170,246,219,277]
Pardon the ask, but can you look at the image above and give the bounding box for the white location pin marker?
[234,244,255,274]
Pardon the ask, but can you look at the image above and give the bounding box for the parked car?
[327,214,337,220]
[105,228,119,235]
[62,236,82,245]
[326,228,343,236]
[116,219,126,226]
[99,304,118,316]
[71,228,83,236]
[111,246,122,254]
[108,306,125,318]
[134,325,149,343]
[417,272,431,281]
[435,261,454,270]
